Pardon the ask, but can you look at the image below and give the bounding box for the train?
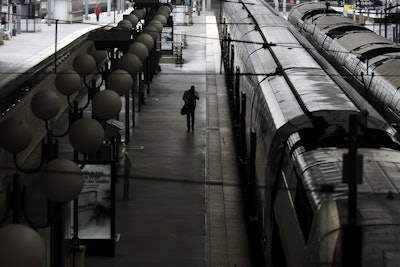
[222,0,400,266]
[288,2,400,133]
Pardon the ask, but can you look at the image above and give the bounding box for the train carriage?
[223,0,400,266]
[289,2,400,128]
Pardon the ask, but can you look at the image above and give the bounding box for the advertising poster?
[79,163,112,238]
[161,27,173,51]
[70,161,116,256]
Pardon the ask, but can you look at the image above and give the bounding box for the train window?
[371,56,400,68]
[358,47,400,63]
[326,25,368,39]
[294,180,314,242]
[301,9,340,21]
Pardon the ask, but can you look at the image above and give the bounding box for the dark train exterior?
[223,0,400,266]
[288,2,400,131]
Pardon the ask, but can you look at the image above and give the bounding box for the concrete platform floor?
[84,12,251,267]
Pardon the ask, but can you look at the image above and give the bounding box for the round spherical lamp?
[117,19,133,29]
[167,3,173,11]
[40,158,83,202]
[0,118,32,153]
[157,7,171,19]
[126,14,138,27]
[143,25,159,40]
[131,9,144,20]
[30,90,61,121]
[149,19,163,33]
[106,69,134,96]
[87,44,107,65]
[117,54,142,75]
[55,69,82,96]
[158,5,171,15]
[127,42,149,62]
[153,14,167,26]
[73,53,96,77]
[135,33,154,51]
[0,224,45,267]
[92,90,122,120]
[69,118,105,154]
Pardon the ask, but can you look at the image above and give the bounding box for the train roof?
[226,2,389,130]
[337,196,400,266]
[258,68,359,128]
[297,146,400,265]
[296,146,400,206]
[310,15,368,34]
[370,58,400,90]
[288,2,340,22]
[332,31,396,52]
[225,0,395,167]
[350,43,400,62]
[288,2,330,17]
[248,6,289,26]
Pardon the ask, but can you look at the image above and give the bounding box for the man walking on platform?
[94,4,102,22]
[183,85,200,132]
[196,0,202,15]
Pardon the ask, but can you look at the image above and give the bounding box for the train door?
[304,200,340,266]
[272,146,306,267]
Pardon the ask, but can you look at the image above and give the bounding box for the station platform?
[0,10,118,92]
[0,7,251,267]
[84,12,251,267]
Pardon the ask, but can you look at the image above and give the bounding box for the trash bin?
[71,245,86,267]
[12,28,16,36]
[174,43,183,64]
